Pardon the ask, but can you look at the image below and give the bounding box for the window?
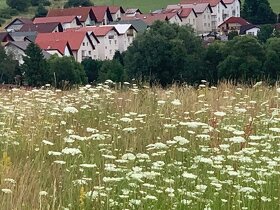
[88,51,91,55]
[109,50,112,54]
[114,40,117,45]
[82,42,85,46]
[108,35,114,39]
[204,23,207,27]
[109,40,112,45]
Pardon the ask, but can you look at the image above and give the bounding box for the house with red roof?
[109,6,125,21]
[180,0,228,30]
[163,7,197,30]
[74,26,119,60]
[218,17,249,34]
[36,40,73,57]
[36,31,96,62]
[168,3,212,34]
[91,6,113,25]
[47,7,96,26]
[33,16,82,30]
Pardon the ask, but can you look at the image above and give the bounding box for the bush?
[48,56,87,88]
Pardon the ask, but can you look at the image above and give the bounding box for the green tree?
[81,58,103,83]
[228,31,238,40]
[242,0,276,24]
[203,41,225,85]
[263,38,280,81]
[98,60,125,83]
[64,0,93,8]
[35,3,48,17]
[257,24,274,43]
[124,21,204,86]
[48,56,87,88]
[0,45,19,84]
[21,43,50,86]
[218,36,265,83]
[6,0,30,12]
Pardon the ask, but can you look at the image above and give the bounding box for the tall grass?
[0,83,280,209]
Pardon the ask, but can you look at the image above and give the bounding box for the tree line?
[2,21,280,88]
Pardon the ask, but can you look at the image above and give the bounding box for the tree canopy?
[21,43,50,86]
[124,21,204,86]
[64,0,93,8]
[242,0,277,24]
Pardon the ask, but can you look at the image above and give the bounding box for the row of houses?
[0,1,247,64]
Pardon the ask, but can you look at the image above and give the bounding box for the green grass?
[0,0,279,13]
[0,83,280,209]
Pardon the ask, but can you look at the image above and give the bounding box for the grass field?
[0,83,280,209]
[0,0,279,13]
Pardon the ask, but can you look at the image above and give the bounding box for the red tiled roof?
[47,7,92,22]
[179,8,194,17]
[91,6,112,22]
[36,31,89,51]
[181,0,223,7]
[109,6,125,14]
[219,17,250,27]
[36,40,69,55]
[33,16,78,24]
[74,26,115,36]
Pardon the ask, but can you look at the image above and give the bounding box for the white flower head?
[63,106,78,114]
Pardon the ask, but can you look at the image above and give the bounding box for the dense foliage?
[6,0,30,12]
[2,22,280,87]
[242,0,277,24]
[64,0,93,8]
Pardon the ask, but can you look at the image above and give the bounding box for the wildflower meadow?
[0,82,280,210]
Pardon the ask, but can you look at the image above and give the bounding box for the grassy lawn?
[0,84,280,209]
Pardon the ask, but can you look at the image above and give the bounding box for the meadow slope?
[0,83,280,209]
[0,0,279,13]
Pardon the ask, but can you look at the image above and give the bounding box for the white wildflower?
[1,189,12,194]
[214,111,226,117]
[63,106,78,114]
[171,99,181,106]
[182,172,197,179]
[42,140,54,146]
[62,147,82,156]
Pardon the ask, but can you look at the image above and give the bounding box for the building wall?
[77,35,95,62]
[63,19,80,30]
[225,0,241,18]
[169,15,182,26]
[210,2,226,31]
[95,30,119,60]
[111,10,123,21]
[5,45,25,65]
[246,28,260,36]
[46,50,63,57]
[196,8,212,34]
[181,12,197,31]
